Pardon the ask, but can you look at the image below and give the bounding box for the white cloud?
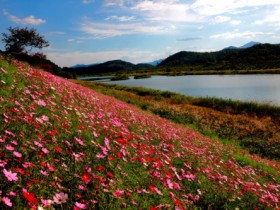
[253,6,280,26]
[191,0,280,16]
[103,0,131,6]
[46,50,164,67]
[3,10,46,25]
[82,0,94,4]
[213,16,231,23]
[80,21,176,38]
[230,20,242,25]
[176,37,202,41]
[105,15,135,22]
[131,0,199,22]
[210,31,274,39]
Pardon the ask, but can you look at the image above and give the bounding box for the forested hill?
[159,43,280,70]
[63,60,153,76]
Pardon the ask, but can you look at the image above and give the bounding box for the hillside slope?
[0,55,280,209]
[159,44,280,70]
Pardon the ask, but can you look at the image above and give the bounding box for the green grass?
[86,82,280,123]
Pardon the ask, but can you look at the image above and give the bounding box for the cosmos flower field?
[0,55,279,209]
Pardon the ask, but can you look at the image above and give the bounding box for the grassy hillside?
[0,55,280,209]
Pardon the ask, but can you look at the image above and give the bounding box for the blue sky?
[1,0,280,67]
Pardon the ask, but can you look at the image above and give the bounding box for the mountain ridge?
[159,43,280,70]
[223,41,261,50]
[64,42,280,75]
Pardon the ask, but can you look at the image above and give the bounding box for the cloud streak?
[105,15,135,22]
[3,10,46,25]
[176,37,202,41]
[80,21,176,38]
[210,31,274,39]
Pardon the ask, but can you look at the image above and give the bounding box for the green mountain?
[64,60,153,75]
[159,43,280,70]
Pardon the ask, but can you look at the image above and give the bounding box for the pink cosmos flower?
[41,199,52,207]
[167,179,173,189]
[41,115,49,121]
[184,173,196,181]
[9,191,17,196]
[75,202,87,209]
[75,137,85,146]
[3,169,18,181]
[98,144,108,155]
[0,67,8,74]
[113,189,124,198]
[2,196,12,207]
[42,148,49,154]
[95,153,105,159]
[4,130,15,137]
[13,151,22,158]
[5,145,15,151]
[36,118,43,124]
[37,99,46,106]
[53,192,68,204]
[104,138,110,150]
[11,140,18,145]
[40,170,49,176]
[78,185,87,191]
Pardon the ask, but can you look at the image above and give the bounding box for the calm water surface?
[105,75,280,105]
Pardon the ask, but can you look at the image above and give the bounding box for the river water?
[103,74,280,105]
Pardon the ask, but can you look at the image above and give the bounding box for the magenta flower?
[40,170,49,176]
[75,202,87,209]
[3,169,18,181]
[41,198,52,207]
[42,148,50,154]
[2,196,12,207]
[5,145,14,151]
[37,99,46,106]
[112,189,125,198]
[13,151,22,158]
[41,115,49,121]
[53,192,68,204]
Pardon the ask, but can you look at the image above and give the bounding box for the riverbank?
[132,67,280,76]
[72,80,280,161]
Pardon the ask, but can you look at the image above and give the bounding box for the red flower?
[96,165,105,171]
[16,167,25,175]
[54,145,62,153]
[106,171,114,178]
[82,172,91,184]
[175,199,182,206]
[117,137,129,145]
[116,152,123,159]
[22,189,38,205]
[149,184,155,192]
[108,155,115,161]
